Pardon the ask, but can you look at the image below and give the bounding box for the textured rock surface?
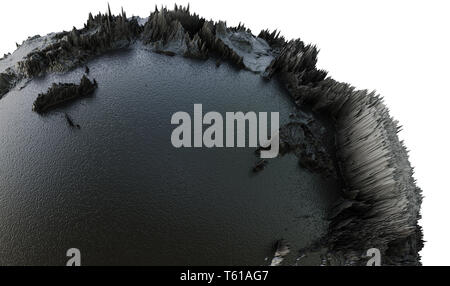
[0,5,422,265]
[257,15,422,266]
[32,75,97,113]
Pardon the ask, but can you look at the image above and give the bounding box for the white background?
[1,0,449,266]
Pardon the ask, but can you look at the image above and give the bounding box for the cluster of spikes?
[269,41,423,265]
[17,6,142,78]
[0,5,141,97]
[0,4,321,98]
[141,4,248,67]
[0,4,422,265]
[32,75,97,114]
[260,24,423,264]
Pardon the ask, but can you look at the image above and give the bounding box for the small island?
[32,75,97,114]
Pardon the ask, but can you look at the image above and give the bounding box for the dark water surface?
[0,46,340,265]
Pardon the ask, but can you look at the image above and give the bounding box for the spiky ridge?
[141,5,245,67]
[0,71,15,97]
[0,5,250,98]
[330,91,423,265]
[18,8,142,79]
[263,32,422,264]
[32,75,97,113]
[0,7,140,98]
[0,5,422,265]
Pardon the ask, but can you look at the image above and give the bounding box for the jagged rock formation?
[255,111,337,178]
[258,28,422,265]
[270,239,291,266]
[279,121,336,178]
[18,8,141,79]
[32,75,97,114]
[327,91,423,265]
[0,71,16,97]
[0,4,276,100]
[0,5,141,99]
[140,5,272,70]
[0,5,422,265]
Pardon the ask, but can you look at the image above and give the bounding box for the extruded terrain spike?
[32,75,97,114]
[0,5,422,266]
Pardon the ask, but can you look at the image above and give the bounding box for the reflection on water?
[0,46,340,265]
